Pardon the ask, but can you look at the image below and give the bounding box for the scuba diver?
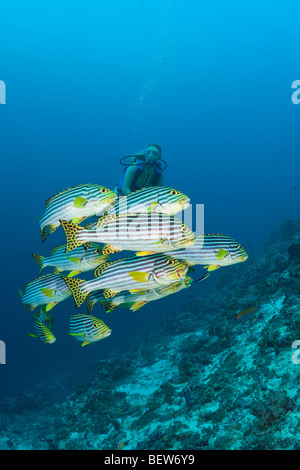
[114,144,167,196]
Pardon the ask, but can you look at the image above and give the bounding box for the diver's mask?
[145,147,160,167]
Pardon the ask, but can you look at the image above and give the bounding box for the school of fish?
[20,183,248,347]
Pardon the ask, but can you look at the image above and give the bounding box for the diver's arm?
[157,174,163,187]
[122,165,137,195]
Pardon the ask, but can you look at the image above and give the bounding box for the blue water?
[0,0,299,401]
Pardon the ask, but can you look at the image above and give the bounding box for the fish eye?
[100,188,108,193]
[182,225,189,233]
[167,259,175,265]
[170,190,178,196]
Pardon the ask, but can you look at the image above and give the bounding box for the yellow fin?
[86,295,96,313]
[32,253,44,268]
[72,216,85,224]
[63,277,87,308]
[59,219,85,252]
[153,238,167,245]
[53,267,63,274]
[49,224,60,235]
[51,245,65,255]
[102,244,121,255]
[41,226,47,242]
[204,265,221,272]
[45,302,57,311]
[81,341,91,347]
[216,248,228,260]
[67,270,81,277]
[147,201,158,211]
[103,301,118,313]
[128,271,150,282]
[45,196,55,207]
[135,251,156,256]
[67,256,81,264]
[130,301,147,311]
[83,222,94,229]
[73,196,87,208]
[103,289,120,299]
[94,261,114,278]
[41,288,55,298]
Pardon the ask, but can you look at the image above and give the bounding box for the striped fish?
[19,273,72,311]
[87,276,193,313]
[38,184,117,241]
[37,310,54,326]
[104,186,190,216]
[60,213,195,254]
[32,243,110,276]
[69,314,111,346]
[166,234,248,271]
[28,311,56,344]
[63,253,189,308]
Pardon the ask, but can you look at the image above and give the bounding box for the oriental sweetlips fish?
[32,243,110,276]
[28,311,56,344]
[87,276,193,313]
[38,183,117,241]
[166,234,248,271]
[63,253,190,308]
[19,273,72,311]
[104,186,190,216]
[69,314,111,346]
[60,213,195,254]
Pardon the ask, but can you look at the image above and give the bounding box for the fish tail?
[18,289,26,310]
[63,276,88,308]
[86,294,96,313]
[37,217,47,242]
[59,219,85,253]
[41,227,47,242]
[32,253,44,269]
[103,301,118,313]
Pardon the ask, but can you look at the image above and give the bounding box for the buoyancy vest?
[116,157,163,196]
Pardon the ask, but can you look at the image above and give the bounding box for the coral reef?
[1,217,300,450]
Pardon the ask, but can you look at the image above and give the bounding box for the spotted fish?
[63,253,189,308]
[166,234,248,271]
[60,213,195,254]
[38,183,117,241]
[104,186,190,216]
[32,243,109,276]
[69,314,111,346]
